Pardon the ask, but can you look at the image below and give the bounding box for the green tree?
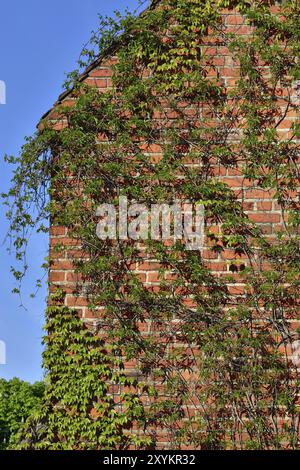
[0,378,45,449]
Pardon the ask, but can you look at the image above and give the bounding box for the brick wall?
[46,6,298,448]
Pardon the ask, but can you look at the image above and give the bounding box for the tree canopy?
[0,378,45,449]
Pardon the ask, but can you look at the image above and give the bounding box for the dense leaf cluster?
[0,378,45,450]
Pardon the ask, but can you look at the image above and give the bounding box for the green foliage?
[3,0,300,449]
[14,299,152,449]
[0,378,45,449]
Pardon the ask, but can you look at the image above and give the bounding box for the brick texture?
[46,7,298,449]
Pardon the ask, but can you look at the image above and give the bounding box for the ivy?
[3,0,300,449]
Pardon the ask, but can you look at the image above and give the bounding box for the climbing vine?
[3,0,300,449]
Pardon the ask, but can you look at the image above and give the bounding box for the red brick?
[50,226,66,236]
[89,67,112,77]
[256,201,272,211]
[248,213,281,223]
[226,14,244,25]
[66,296,88,307]
[66,272,83,282]
[49,271,65,282]
[50,260,74,270]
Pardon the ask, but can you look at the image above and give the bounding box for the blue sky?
[0,0,145,383]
